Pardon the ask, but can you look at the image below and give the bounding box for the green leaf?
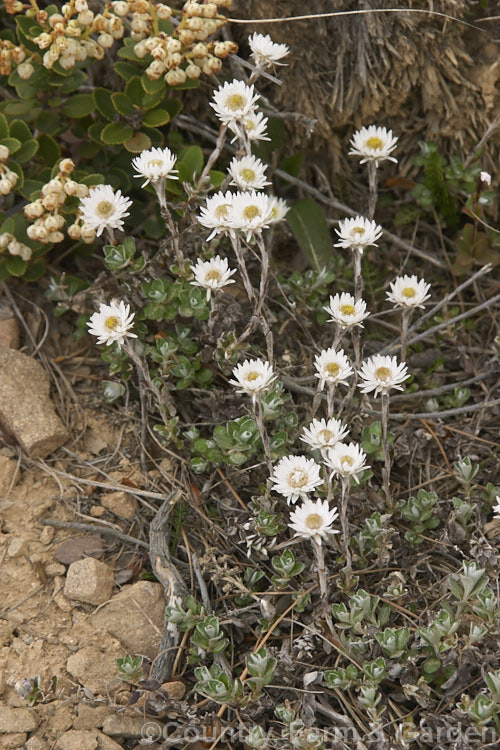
[5,255,28,277]
[37,133,61,164]
[23,259,46,282]
[124,132,152,153]
[279,152,303,178]
[177,145,203,183]
[12,139,38,164]
[62,93,95,118]
[88,122,104,143]
[112,92,133,116]
[36,110,61,135]
[0,114,8,139]
[0,138,21,154]
[2,99,35,117]
[101,122,134,145]
[286,198,331,271]
[9,119,31,142]
[141,89,165,110]
[114,61,140,81]
[80,173,105,187]
[93,88,115,121]
[125,76,144,106]
[209,170,225,189]
[164,99,182,119]
[141,74,166,95]
[19,178,43,200]
[142,109,170,127]
[60,70,87,94]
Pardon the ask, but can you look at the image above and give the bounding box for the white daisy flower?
[325,442,369,484]
[271,455,323,504]
[190,255,237,300]
[87,300,137,348]
[229,358,277,401]
[230,190,274,241]
[480,171,491,186]
[324,292,370,329]
[358,354,409,397]
[210,79,259,124]
[334,216,383,253]
[289,498,339,545]
[301,417,349,452]
[248,32,289,69]
[228,111,270,143]
[492,496,500,518]
[79,185,132,237]
[131,146,178,187]
[268,195,289,223]
[197,190,235,241]
[348,125,398,167]
[386,275,431,309]
[314,348,353,390]
[228,155,270,191]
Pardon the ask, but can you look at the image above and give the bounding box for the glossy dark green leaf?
[286,198,331,271]
[93,88,115,121]
[101,122,134,145]
[37,133,61,164]
[62,93,95,118]
[112,92,133,116]
[142,109,170,127]
[114,61,140,81]
[125,76,144,106]
[9,119,31,142]
[5,255,28,277]
[13,139,38,164]
[141,74,166,95]
[0,137,21,154]
[124,132,152,153]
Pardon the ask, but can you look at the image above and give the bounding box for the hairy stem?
[380,392,392,505]
[339,478,352,573]
[367,161,378,220]
[253,396,273,474]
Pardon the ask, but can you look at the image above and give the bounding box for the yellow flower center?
[246,371,260,382]
[205,269,222,282]
[96,200,114,218]
[375,366,391,381]
[245,118,255,131]
[326,362,340,377]
[214,203,230,220]
[226,93,246,111]
[402,287,416,298]
[243,205,261,220]
[288,470,307,488]
[365,136,383,150]
[240,168,256,183]
[104,316,119,331]
[340,304,355,316]
[305,513,323,530]
[319,429,333,442]
[352,227,365,236]
[341,456,354,467]
[148,158,163,167]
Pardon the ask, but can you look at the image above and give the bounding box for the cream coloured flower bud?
[133,40,147,58]
[80,225,96,243]
[42,192,65,212]
[66,21,82,38]
[130,16,147,33]
[43,49,59,69]
[0,233,14,249]
[67,223,82,240]
[203,20,218,35]
[156,4,172,20]
[59,158,75,175]
[130,31,144,42]
[17,62,35,79]
[59,55,75,70]
[186,17,203,31]
[93,45,105,60]
[75,183,89,198]
[11,47,26,64]
[165,68,186,86]
[63,179,79,196]
[144,37,157,53]
[213,41,237,58]
[184,1,203,16]
[74,43,87,61]
[151,45,167,61]
[98,33,114,49]
[0,145,9,161]
[48,13,65,27]
[61,4,72,17]
[44,213,65,231]
[194,28,210,41]
[93,14,108,32]
[24,200,44,219]
[165,38,181,53]
[191,42,208,58]
[204,55,222,74]
[111,1,129,17]
[78,10,94,25]
[146,60,165,79]
[34,33,52,50]
[42,178,64,195]
[108,17,124,38]
[166,52,182,69]
[75,0,88,11]
[9,240,32,260]
[133,0,149,12]
[202,3,218,18]
[185,62,201,79]
[48,231,64,243]
[5,169,18,187]
[178,29,196,45]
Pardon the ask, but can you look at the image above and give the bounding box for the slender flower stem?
[380,392,392,505]
[400,308,412,362]
[326,383,336,419]
[253,396,273,474]
[155,183,183,267]
[312,538,330,614]
[339,478,352,574]
[105,227,115,246]
[196,122,228,191]
[231,234,256,305]
[352,247,363,302]
[122,339,176,421]
[351,325,362,369]
[367,162,378,220]
[208,294,218,335]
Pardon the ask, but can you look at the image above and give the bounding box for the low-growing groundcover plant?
[2,2,499,748]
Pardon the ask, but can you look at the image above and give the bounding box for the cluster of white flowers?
[198,188,288,242]
[229,358,277,402]
[210,76,273,146]
[334,216,383,253]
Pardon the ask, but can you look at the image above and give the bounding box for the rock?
[91,581,165,659]
[0,346,66,457]
[73,705,112,730]
[0,317,20,349]
[102,715,147,738]
[161,680,186,701]
[39,526,55,544]
[64,558,114,605]
[0,706,39,733]
[100,491,137,521]
[54,730,98,750]
[94,732,124,750]
[0,454,19,494]
[66,645,122,695]
[25,739,48,750]
[2,732,27,748]
[90,505,106,518]
[7,537,28,558]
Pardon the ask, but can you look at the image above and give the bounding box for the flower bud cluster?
[0,154,19,196]
[23,159,94,245]
[0,233,32,261]
[0,39,27,76]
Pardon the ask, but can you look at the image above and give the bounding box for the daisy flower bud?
[301,417,349,452]
[334,216,383,253]
[270,455,323,504]
[386,275,431,309]
[358,354,409,397]
[314,348,353,390]
[228,111,270,144]
[190,255,237,300]
[289,498,339,545]
[348,125,398,167]
[229,358,276,402]
[228,155,270,191]
[248,32,289,69]
[210,79,258,124]
[87,300,137,348]
[324,292,369,329]
[78,184,132,237]
[132,146,178,187]
[197,190,234,240]
[325,442,369,484]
